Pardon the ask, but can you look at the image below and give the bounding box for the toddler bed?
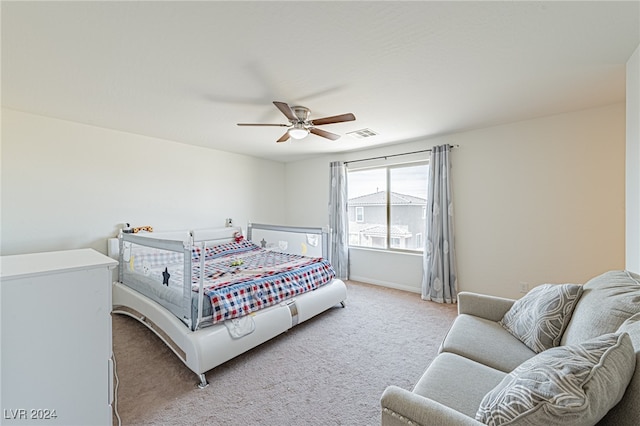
[112,223,347,388]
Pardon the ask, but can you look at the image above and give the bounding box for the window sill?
[348,246,423,257]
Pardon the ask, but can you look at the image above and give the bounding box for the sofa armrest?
[381,386,483,426]
[457,292,515,322]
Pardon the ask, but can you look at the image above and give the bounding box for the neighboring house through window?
[347,162,429,252]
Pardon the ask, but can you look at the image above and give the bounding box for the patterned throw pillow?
[499,283,583,353]
[475,333,635,426]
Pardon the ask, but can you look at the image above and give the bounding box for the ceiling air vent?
[347,128,378,139]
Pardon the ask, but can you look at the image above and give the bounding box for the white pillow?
[475,333,635,426]
[499,283,583,353]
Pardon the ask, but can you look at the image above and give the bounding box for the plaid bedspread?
[191,240,336,323]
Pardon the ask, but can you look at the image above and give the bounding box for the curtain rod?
[344,144,458,166]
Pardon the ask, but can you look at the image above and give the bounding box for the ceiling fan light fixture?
[237,101,355,143]
[288,124,309,140]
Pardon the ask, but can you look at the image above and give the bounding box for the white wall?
[627,44,640,273]
[283,154,332,228]
[454,104,625,297]
[285,103,627,298]
[1,109,287,256]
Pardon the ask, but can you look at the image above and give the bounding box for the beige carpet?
[112,281,458,425]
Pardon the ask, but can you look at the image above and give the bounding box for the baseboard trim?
[348,276,421,294]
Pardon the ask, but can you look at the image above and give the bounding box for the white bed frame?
[111,224,347,388]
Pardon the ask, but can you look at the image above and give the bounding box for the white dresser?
[1,249,118,425]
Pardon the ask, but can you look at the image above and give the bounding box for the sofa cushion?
[499,283,583,353]
[561,270,640,346]
[475,333,635,426]
[597,313,640,426]
[413,352,507,419]
[440,314,536,373]
[616,312,640,348]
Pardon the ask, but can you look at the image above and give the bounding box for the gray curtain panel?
[422,145,458,303]
[328,161,349,279]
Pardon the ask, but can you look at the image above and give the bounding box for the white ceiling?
[2,1,639,163]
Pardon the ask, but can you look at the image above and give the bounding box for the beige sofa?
[381,270,640,426]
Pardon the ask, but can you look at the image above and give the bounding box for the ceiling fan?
[237,101,356,143]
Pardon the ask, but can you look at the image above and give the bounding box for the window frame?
[347,160,429,254]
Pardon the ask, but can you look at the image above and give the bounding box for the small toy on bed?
[122,224,154,234]
[133,225,153,233]
[233,231,244,243]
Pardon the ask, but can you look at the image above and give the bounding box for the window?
[347,162,429,252]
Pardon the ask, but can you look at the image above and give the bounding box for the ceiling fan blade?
[276,132,291,143]
[273,101,297,121]
[237,123,289,127]
[310,127,340,141]
[310,113,356,126]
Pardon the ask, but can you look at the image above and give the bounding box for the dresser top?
[1,248,118,280]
